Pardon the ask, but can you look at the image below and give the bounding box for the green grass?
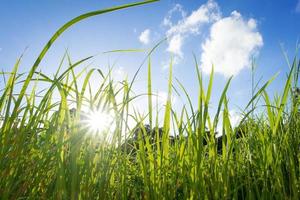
[0,1,300,199]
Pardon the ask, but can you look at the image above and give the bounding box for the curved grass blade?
[11,0,159,127]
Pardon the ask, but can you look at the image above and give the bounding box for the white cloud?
[139,29,151,45]
[200,11,263,77]
[163,4,186,27]
[164,0,221,57]
[296,0,300,13]
[166,0,220,36]
[167,34,184,57]
[216,109,242,136]
[229,110,242,128]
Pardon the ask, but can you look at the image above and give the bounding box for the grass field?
[0,1,299,199]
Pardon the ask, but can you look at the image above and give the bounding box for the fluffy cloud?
[216,109,242,136]
[166,1,220,36]
[162,0,263,76]
[229,109,242,128]
[164,0,221,57]
[163,4,186,27]
[200,11,263,77]
[167,34,184,57]
[139,29,151,45]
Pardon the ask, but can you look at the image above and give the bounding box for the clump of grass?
[0,1,300,199]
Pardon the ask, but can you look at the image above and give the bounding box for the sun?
[85,110,115,134]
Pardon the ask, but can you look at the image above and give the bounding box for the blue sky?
[0,0,300,126]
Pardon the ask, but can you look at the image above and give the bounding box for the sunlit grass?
[0,0,299,199]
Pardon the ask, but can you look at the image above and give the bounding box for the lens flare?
[85,110,115,133]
